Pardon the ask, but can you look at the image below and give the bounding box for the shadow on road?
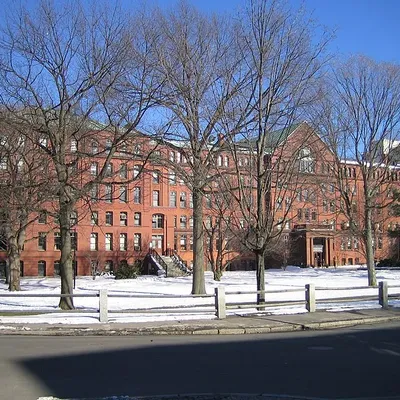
[17,324,400,399]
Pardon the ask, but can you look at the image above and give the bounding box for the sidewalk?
[1,308,400,336]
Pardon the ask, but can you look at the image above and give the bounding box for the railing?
[148,249,168,275]
[171,252,191,274]
[0,281,398,323]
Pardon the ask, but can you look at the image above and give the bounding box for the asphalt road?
[1,322,400,400]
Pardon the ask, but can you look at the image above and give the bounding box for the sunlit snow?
[1,266,399,325]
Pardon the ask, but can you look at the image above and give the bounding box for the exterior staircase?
[144,249,192,277]
[160,255,191,277]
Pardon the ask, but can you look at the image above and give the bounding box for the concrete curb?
[1,313,400,336]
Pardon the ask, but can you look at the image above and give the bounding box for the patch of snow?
[0,267,399,325]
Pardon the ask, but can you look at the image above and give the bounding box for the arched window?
[298,147,315,173]
[152,214,164,229]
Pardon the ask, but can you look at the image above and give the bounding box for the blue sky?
[149,0,400,63]
[2,0,398,63]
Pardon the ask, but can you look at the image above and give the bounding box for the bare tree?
[0,119,51,290]
[0,1,159,308]
[150,2,250,294]
[314,56,400,286]
[219,0,330,305]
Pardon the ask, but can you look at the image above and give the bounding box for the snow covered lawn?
[0,266,399,325]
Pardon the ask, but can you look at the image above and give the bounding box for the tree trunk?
[8,237,20,291]
[256,251,265,309]
[191,187,206,294]
[364,207,377,287]
[58,201,75,309]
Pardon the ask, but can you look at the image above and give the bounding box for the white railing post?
[379,281,388,309]
[215,286,226,319]
[99,289,108,323]
[305,283,316,312]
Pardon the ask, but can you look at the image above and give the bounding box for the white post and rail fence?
[0,281,398,323]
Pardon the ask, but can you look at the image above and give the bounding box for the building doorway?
[151,235,163,251]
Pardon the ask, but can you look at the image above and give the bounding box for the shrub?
[377,258,400,269]
[114,260,142,279]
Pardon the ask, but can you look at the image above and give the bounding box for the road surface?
[1,322,400,399]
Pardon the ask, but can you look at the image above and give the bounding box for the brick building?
[0,122,399,276]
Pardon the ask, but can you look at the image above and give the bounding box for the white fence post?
[215,286,226,319]
[99,289,108,323]
[379,281,388,309]
[305,283,316,312]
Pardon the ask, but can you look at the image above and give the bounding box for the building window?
[105,211,113,226]
[133,187,141,204]
[170,191,177,207]
[297,209,302,220]
[276,197,283,210]
[180,192,187,208]
[134,144,142,155]
[173,215,177,228]
[54,232,61,250]
[90,162,98,176]
[104,184,113,203]
[120,212,128,226]
[119,186,128,203]
[169,171,176,185]
[91,211,98,225]
[105,260,114,273]
[134,233,141,251]
[377,235,383,250]
[152,214,164,229]
[134,212,142,226]
[105,233,113,251]
[120,163,128,179]
[180,235,187,250]
[54,261,60,276]
[189,194,193,208]
[205,216,212,228]
[180,215,187,229]
[38,260,46,277]
[298,147,315,173]
[105,163,113,177]
[105,138,112,150]
[133,165,140,178]
[153,190,160,206]
[224,156,229,167]
[38,232,47,251]
[189,235,193,250]
[38,212,47,224]
[217,155,223,166]
[70,139,77,152]
[305,209,310,221]
[169,151,175,162]
[120,233,127,251]
[330,201,335,213]
[153,170,160,184]
[323,200,328,212]
[90,233,98,251]
[70,231,77,250]
[90,141,98,154]
[90,185,99,201]
[311,209,317,221]
[189,217,194,228]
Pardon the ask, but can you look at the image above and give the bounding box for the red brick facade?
[1,123,399,276]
